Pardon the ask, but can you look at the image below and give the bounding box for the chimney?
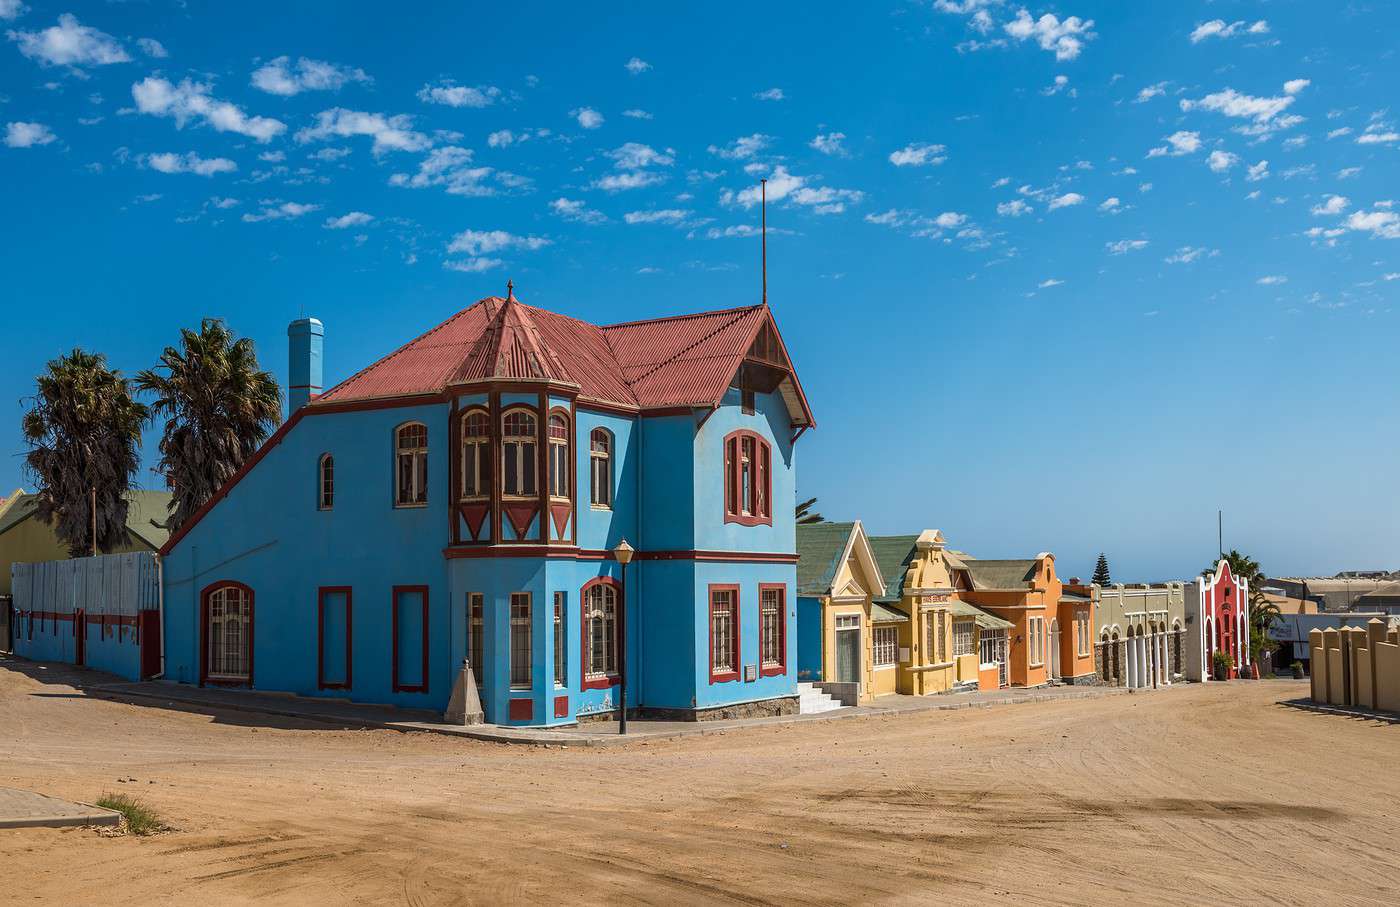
[287,317,324,414]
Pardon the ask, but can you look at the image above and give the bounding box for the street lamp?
[612,539,635,735]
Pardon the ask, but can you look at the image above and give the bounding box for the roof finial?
[760,178,767,307]
[506,278,514,301]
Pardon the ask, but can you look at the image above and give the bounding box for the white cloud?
[1180,87,1295,124]
[487,129,514,148]
[624,57,651,75]
[1165,246,1217,264]
[4,120,55,147]
[210,196,239,209]
[997,198,1033,217]
[1383,273,1400,281]
[145,151,236,176]
[1042,74,1071,96]
[1256,275,1287,285]
[446,229,550,257]
[1106,239,1148,254]
[324,211,373,230]
[1311,194,1349,216]
[753,87,784,101]
[1004,9,1096,61]
[136,37,166,59]
[708,134,771,160]
[1098,197,1121,212]
[1047,192,1084,210]
[253,56,372,96]
[1135,82,1167,103]
[1147,130,1201,157]
[1357,125,1400,145]
[624,209,690,225]
[550,197,606,225]
[1038,278,1064,288]
[1283,79,1310,96]
[310,147,351,162]
[809,132,847,156]
[258,150,284,163]
[1246,160,1269,181]
[443,257,502,273]
[1207,149,1239,173]
[0,0,28,21]
[242,200,319,222]
[132,77,286,143]
[787,185,864,215]
[8,14,129,68]
[571,107,604,129]
[388,146,493,195]
[1337,167,1362,180]
[606,142,674,170]
[416,81,499,108]
[1327,127,1352,140]
[1345,209,1400,239]
[1189,19,1269,43]
[297,107,429,154]
[593,170,665,192]
[621,109,653,120]
[888,142,947,167]
[723,165,813,209]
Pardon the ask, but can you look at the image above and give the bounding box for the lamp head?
[613,539,635,566]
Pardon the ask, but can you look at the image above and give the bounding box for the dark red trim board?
[758,583,788,677]
[391,585,430,694]
[579,576,623,691]
[708,584,741,685]
[317,586,353,691]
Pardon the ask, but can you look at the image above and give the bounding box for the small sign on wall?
[744,664,757,682]
[899,647,911,662]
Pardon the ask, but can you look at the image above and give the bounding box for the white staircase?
[798,682,846,715]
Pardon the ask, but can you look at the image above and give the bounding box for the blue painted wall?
[14,614,143,680]
[797,595,823,682]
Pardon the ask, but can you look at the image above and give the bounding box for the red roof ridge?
[315,298,495,404]
[609,305,762,395]
[601,302,765,331]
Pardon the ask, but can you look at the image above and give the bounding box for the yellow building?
[797,524,1010,703]
[0,490,172,597]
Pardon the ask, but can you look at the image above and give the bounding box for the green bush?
[95,793,164,836]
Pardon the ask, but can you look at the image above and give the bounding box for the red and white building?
[1184,559,1250,681]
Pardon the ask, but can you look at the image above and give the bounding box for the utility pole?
[1217,510,1223,562]
[91,487,97,558]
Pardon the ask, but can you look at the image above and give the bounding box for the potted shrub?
[1291,660,1305,679]
[1212,650,1235,681]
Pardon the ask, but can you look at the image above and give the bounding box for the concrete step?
[796,682,845,715]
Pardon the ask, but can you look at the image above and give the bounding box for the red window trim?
[758,582,787,677]
[722,429,772,527]
[391,585,430,694]
[547,405,572,502]
[199,580,254,689]
[580,576,622,690]
[500,403,541,501]
[459,406,491,503]
[317,586,353,691]
[708,583,741,684]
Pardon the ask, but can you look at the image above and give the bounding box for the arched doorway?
[1100,632,1111,682]
[1111,631,1121,685]
[1049,618,1061,680]
[202,582,254,686]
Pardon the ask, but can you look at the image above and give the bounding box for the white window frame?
[953,619,974,657]
[1029,615,1045,666]
[589,428,612,509]
[460,409,490,502]
[206,585,251,681]
[501,408,538,499]
[510,592,532,689]
[873,625,898,668]
[553,591,567,688]
[584,583,619,682]
[394,422,428,508]
[1076,608,1090,657]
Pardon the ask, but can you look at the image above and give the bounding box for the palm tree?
[22,350,148,556]
[795,496,825,525]
[136,319,281,532]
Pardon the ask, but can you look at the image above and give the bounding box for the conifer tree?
[1092,553,1111,586]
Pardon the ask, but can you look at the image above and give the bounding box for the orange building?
[950,552,1097,687]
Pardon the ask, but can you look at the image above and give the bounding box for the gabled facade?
[1069,580,1185,688]
[954,552,1097,687]
[158,291,814,726]
[1184,559,1250,681]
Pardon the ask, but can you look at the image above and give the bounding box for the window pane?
[510,593,531,688]
[553,592,566,687]
[522,442,536,495]
[469,593,484,689]
[503,441,518,495]
[711,590,735,674]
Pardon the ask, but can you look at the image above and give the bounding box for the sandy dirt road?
[2,658,1398,906]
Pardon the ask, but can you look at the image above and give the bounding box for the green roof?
[869,535,919,603]
[948,599,1015,631]
[795,522,857,596]
[0,490,173,550]
[871,602,909,623]
[962,559,1038,591]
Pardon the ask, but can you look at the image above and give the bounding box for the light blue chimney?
[287,317,324,414]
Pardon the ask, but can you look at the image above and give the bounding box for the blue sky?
[2,1,1397,581]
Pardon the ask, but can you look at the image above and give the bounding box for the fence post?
[1308,628,1324,702]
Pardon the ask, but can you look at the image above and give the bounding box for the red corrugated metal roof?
[314,294,813,424]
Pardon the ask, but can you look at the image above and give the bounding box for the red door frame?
[317,586,354,690]
[391,585,429,693]
[199,581,255,687]
[74,609,86,667]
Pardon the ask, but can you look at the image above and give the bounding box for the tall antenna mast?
[761,178,767,306]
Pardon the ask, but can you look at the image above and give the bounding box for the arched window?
[723,430,771,526]
[548,412,570,500]
[204,583,253,683]
[583,580,620,687]
[502,408,537,498]
[318,453,334,510]
[589,428,612,508]
[460,409,490,501]
[395,423,428,507]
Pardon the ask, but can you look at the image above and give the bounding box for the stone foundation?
[642,696,800,722]
[1059,671,1103,686]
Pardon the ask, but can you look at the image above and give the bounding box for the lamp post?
[612,539,635,735]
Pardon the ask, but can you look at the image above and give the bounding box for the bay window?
[723,430,772,526]
[502,409,537,498]
[548,413,569,500]
[460,410,490,501]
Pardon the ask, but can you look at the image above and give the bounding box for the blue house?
[157,290,815,726]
